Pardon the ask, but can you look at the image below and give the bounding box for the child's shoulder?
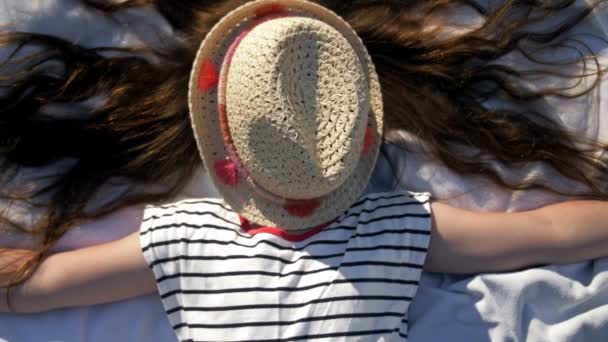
[141,197,238,232]
[144,197,233,215]
[352,190,431,209]
[336,190,432,228]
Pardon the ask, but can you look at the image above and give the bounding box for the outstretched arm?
[426,200,608,274]
[3,199,608,312]
[0,232,156,313]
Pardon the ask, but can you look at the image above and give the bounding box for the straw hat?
[188,0,383,230]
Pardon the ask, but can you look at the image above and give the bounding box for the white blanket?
[0,1,607,341]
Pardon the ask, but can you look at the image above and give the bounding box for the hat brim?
[188,0,383,229]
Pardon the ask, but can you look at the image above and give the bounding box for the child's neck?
[238,216,333,242]
[240,216,325,231]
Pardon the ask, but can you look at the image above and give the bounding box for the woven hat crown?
[226,17,370,200]
[189,0,383,229]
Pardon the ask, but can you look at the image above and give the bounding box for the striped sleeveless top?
[140,191,432,342]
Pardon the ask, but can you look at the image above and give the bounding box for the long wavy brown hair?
[1,0,607,286]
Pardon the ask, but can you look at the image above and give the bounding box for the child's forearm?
[535,200,608,264]
[0,248,42,313]
[0,274,51,313]
[427,200,608,274]
[0,233,156,313]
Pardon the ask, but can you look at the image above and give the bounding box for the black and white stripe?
[140,191,431,342]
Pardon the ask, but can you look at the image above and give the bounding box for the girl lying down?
[2,2,608,341]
